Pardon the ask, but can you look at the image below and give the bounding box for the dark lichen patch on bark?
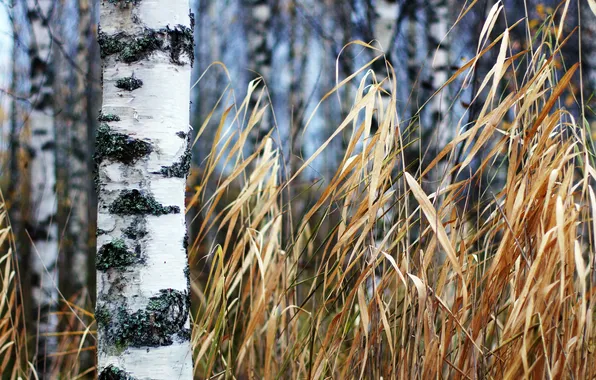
[103,289,190,348]
[98,112,121,122]
[106,0,140,6]
[97,31,125,58]
[109,189,180,215]
[183,263,191,291]
[189,11,195,30]
[115,76,143,91]
[41,141,56,151]
[95,305,112,328]
[99,364,137,380]
[97,228,110,236]
[165,25,194,66]
[97,239,142,271]
[123,218,148,240]
[176,131,187,139]
[98,30,162,63]
[159,150,191,178]
[98,26,193,65]
[95,124,152,165]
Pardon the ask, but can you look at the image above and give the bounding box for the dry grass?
[1,1,595,379]
[187,3,595,379]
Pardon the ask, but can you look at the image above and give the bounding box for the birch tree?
[8,0,32,319]
[26,0,59,370]
[245,0,273,144]
[95,1,194,377]
[426,0,452,186]
[52,0,75,302]
[66,0,92,295]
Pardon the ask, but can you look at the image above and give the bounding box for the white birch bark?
[426,0,452,187]
[428,0,450,125]
[26,0,59,370]
[95,1,193,378]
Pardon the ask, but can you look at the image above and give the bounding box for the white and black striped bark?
[26,0,59,371]
[426,0,452,173]
[95,1,193,378]
[244,0,273,143]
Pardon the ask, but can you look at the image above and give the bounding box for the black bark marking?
[99,289,190,349]
[98,112,121,122]
[123,217,148,240]
[96,239,142,271]
[95,124,152,165]
[159,150,191,178]
[98,26,193,65]
[99,364,137,380]
[106,0,140,6]
[109,189,180,215]
[115,76,143,91]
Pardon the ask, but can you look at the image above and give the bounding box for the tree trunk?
[580,0,596,97]
[8,0,34,337]
[52,0,74,304]
[95,1,194,378]
[67,0,92,296]
[26,0,59,373]
[245,0,273,145]
[270,0,292,181]
[426,0,452,186]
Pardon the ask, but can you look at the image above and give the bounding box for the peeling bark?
[96,1,193,377]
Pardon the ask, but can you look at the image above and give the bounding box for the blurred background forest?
[0,0,595,378]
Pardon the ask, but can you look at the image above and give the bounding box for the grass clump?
[184,6,596,379]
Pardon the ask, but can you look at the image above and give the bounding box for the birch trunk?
[53,0,74,303]
[297,0,326,180]
[95,1,194,378]
[67,0,92,294]
[245,0,273,143]
[426,0,452,186]
[8,0,32,317]
[26,0,59,371]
